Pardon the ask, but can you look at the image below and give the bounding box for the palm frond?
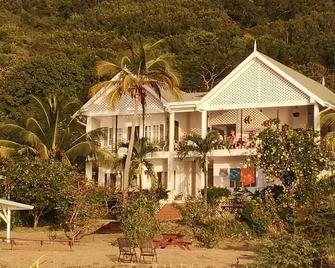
[321,110,335,128]
[0,146,18,159]
[0,124,44,147]
[89,80,116,97]
[96,60,121,77]
[31,95,51,127]
[26,117,46,137]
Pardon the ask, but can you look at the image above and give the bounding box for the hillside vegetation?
[0,0,335,121]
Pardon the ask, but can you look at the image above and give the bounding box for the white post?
[314,103,320,132]
[6,210,10,243]
[168,112,175,192]
[201,111,207,138]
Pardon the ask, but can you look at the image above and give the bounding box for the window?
[92,166,99,184]
[128,126,139,141]
[145,126,152,139]
[108,128,113,146]
[117,128,123,143]
[146,124,164,141]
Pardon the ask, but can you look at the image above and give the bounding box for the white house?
[79,45,335,198]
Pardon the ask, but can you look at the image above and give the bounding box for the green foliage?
[121,194,160,246]
[57,175,111,240]
[253,234,316,268]
[223,220,252,239]
[0,95,111,166]
[0,156,74,228]
[178,196,224,248]
[204,186,231,205]
[253,125,327,185]
[1,55,87,122]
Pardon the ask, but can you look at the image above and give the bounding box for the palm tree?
[130,137,158,189]
[90,39,181,194]
[320,109,335,151]
[177,131,223,200]
[0,95,111,164]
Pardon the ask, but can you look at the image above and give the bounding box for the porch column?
[86,117,93,181]
[201,110,207,138]
[168,112,175,191]
[314,103,320,132]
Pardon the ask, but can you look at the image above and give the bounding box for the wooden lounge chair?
[117,237,138,262]
[139,239,158,263]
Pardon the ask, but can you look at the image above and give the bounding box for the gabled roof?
[80,48,335,116]
[260,53,335,106]
[199,49,335,110]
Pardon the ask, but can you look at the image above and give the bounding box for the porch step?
[156,203,183,221]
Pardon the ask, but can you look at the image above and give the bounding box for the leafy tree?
[57,174,111,240]
[90,39,181,195]
[177,131,222,200]
[0,157,74,228]
[121,194,159,246]
[0,95,111,165]
[0,55,86,122]
[252,122,327,186]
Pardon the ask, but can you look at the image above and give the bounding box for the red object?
[240,168,256,186]
[154,233,191,250]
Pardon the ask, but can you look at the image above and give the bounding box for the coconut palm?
[89,39,181,194]
[0,95,111,164]
[177,131,223,200]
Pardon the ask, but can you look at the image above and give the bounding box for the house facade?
[80,46,335,199]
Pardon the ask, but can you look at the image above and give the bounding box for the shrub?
[194,219,222,248]
[121,194,160,246]
[178,196,224,248]
[223,220,252,239]
[203,186,230,205]
[253,234,316,268]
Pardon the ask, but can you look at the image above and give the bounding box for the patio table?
[154,233,191,250]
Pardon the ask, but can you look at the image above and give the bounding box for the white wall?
[213,156,266,191]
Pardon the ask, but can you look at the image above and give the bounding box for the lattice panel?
[259,60,308,103]
[208,58,310,108]
[209,108,269,133]
[88,91,165,114]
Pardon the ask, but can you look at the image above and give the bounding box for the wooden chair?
[139,239,158,263]
[117,237,138,263]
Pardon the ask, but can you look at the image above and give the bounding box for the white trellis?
[0,199,33,242]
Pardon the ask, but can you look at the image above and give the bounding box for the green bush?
[178,196,224,248]
[239,200,269,237]
[194,219,222,248]
[223,220,252,239]
[203,186,230,205]
[253,234,316,268]
[121,194,160,246]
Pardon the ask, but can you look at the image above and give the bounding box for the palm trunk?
[203,157,208,202]
[123,98,139,199]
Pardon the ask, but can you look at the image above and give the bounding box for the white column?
[201,111,207,138]
[6,210,10,242]
[314,103,320,132]
[167,112,175,191]
[85,161,93,180]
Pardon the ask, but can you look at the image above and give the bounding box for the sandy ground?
[0,227,256,268]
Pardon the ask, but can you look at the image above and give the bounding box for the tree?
[0,157,74,228]
[177,131,222,200]
[90,39,181,195]
[130,137,157,189]
[252,121,327,186]
[0,95,111,165]
[0,55,86,122]
[57,175,112,240]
